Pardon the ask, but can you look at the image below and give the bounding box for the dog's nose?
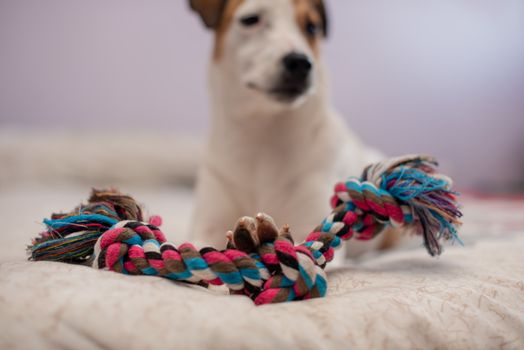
[282,53,312,78]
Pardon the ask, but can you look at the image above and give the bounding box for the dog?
[188,0,395,258]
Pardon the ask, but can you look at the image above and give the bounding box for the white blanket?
[0,186,523,350]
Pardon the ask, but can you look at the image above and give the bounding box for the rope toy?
[28,155,462,305]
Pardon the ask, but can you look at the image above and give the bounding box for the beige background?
[1,0,523,190]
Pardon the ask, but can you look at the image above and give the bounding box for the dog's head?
[189,0,329,106]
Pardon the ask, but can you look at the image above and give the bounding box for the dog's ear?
[312,0,329,38]
[188,0,228,29]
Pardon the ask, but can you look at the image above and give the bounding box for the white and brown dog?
[188,0,392,258]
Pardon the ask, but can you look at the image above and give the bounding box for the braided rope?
[29,155,462,305]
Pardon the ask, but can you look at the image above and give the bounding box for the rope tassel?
[28,155,462,305]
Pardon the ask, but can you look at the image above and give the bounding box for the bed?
[0,131,523,349]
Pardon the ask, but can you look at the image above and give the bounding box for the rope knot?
[93,220,167,272]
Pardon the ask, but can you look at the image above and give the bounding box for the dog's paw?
[227,213,294,253]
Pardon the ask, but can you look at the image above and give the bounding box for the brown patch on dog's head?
[312,0,329,37]
[292,0,329,54]
[213,0,245,60]
[189,0,245,60]
[189,0,228,29]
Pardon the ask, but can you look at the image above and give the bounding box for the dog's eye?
[240,14,260,27]
[306,21,318,36]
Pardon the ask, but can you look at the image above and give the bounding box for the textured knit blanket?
[0,186,523,350]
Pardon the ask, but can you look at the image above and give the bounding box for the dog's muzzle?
[270,52,313,102]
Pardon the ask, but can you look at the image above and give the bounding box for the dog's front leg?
[189,166,243,249]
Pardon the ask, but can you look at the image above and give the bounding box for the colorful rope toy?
[29,155,462,305]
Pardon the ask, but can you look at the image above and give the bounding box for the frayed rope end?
[28,189,143,263]
[365,155,463,257]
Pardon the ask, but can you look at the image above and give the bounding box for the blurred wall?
[1,0,523,190]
